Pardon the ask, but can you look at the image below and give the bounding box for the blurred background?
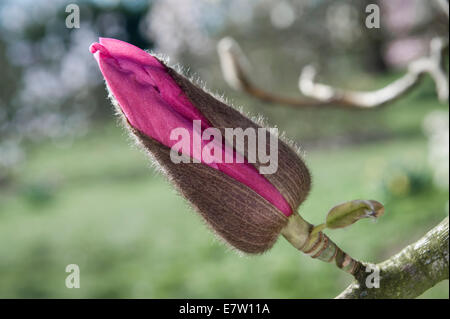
[0,0,448,298]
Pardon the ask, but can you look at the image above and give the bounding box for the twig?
[282,213,363,275]
[299,37,449,107]
[434,0,449,18]
[336,217,449,299]
[217,37,326,108]
[217,37,449,109]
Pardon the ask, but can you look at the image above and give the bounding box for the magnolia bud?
[90,38,311,254]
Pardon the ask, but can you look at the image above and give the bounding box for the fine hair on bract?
[105,52,312,254]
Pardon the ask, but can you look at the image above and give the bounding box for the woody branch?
[299,37,449,108]
[217,37,449,109]
[337,217,449,299]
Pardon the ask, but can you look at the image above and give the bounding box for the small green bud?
[325,200,384,230]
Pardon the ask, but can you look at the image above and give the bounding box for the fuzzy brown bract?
[119,65,312,254]
[134,130,289,253]
[168,68,312,212]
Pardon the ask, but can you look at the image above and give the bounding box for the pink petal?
[90,38,292,216]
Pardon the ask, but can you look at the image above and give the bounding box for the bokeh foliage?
[0,0,448,298]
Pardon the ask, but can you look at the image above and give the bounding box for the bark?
[337,217,449,299]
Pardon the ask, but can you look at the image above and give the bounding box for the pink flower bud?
[90,38,311,253]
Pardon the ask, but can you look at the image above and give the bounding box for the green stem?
[281,213,363,275]
[310,223,327,237]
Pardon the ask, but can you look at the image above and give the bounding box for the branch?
[434,0,449,18]
[217,37,449,109]
[336,217,449,299]
[299,37,449,108]
[217,37,327,108]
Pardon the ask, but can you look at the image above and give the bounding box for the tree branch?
[299,37,449,108]
[336,217,449,299]
[217,37,449,109]
[217,37,324,108]
[434,0,449,19]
